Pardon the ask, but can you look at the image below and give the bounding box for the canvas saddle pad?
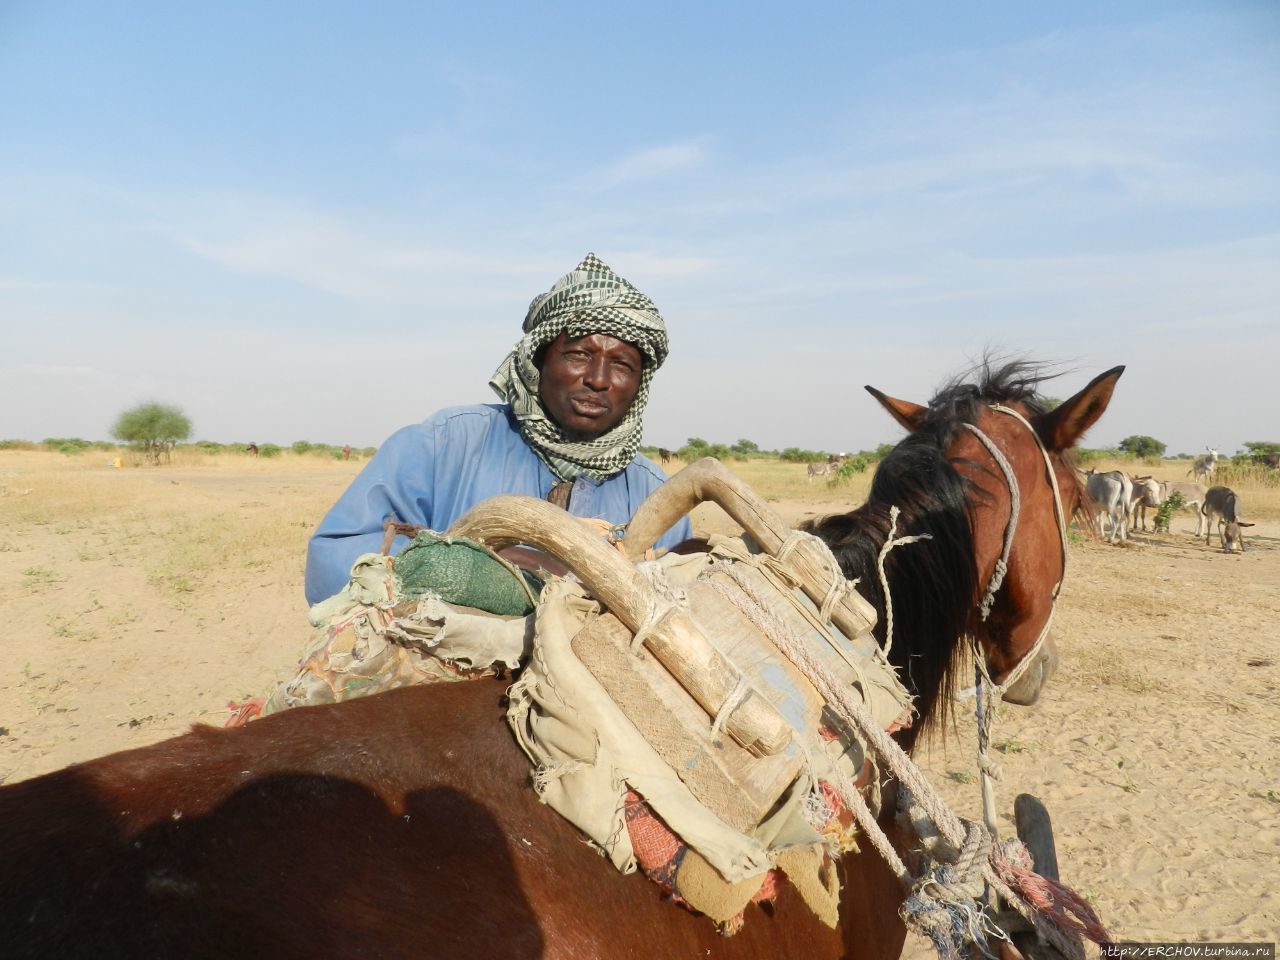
[506,537,913,928]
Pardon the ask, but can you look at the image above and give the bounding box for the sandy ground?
[1,450,1277,949]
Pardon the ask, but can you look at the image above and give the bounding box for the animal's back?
[1202,485,1238,520]
[0,682,902,960]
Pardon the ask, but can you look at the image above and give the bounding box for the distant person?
[304,254,692,605]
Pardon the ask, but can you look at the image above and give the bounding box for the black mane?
[803,359,1057,748]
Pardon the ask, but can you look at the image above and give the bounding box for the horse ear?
[865,385,927,431]
[1033,365,1125,452]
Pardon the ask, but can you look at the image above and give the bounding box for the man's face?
[538,332,643,440]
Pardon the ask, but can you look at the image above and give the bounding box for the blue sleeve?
[304,424,435,605]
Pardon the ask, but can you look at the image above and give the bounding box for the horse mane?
[803,358,1072,748]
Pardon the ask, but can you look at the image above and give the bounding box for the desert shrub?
[291,441,315,454]
[0,439,38,450]
[44,437,94,452]
[361,447,378,458]
[44,437,101,456]
[195,440,224,453]
[678,437,742,462]
[1075,447,1120,464]
[779,447,831,463]
[1153,491,1187,533]
[258,444,283,458]
[829,453,873,484]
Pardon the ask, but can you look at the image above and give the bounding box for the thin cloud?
[587,142,708,191]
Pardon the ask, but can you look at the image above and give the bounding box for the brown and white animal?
[1202,485,1253,552]
[1188,447,1219,483]
[1085,469,1132,542]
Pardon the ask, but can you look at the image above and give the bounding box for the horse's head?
[867,365,1124,707]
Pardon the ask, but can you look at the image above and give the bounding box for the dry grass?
[0,450,373,787]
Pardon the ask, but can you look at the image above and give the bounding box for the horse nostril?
[1000,645,1056,706]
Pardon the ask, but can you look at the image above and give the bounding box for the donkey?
[806,459,840,482]
[1189,447,1219,484]
[1202,486,1254,552]
[1128,475,1162,532]
[1085,470,1131,543]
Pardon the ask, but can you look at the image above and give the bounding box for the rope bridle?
[963,403,1070,697]
[959,404,1071,851]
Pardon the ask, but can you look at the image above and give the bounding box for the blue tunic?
[305,403,693,605]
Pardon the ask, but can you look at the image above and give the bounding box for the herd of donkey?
[1081,446,1272,552]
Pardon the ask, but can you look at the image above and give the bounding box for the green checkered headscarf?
[489,253,669,482]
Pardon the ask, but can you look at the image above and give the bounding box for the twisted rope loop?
[876,505,933,658]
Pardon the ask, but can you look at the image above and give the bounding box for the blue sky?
[1,1,1276,456]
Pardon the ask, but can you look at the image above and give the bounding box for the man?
[304,253,692,605]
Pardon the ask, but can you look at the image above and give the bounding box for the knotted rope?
[875,505,934,658]
[961,404,1073,853]
[990,840,1110,948]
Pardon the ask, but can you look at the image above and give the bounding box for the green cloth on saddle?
[394,530,543,616]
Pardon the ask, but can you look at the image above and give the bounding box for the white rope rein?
[961,422,1020,623]
[876,505,934,658]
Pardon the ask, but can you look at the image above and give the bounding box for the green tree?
[731,438,759,456]
[1118,435,1166,460]
[111,402,192,464]
[678,437,710,461]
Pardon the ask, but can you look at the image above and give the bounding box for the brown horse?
[807,361,1120,745]
[0,361,1122,960]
